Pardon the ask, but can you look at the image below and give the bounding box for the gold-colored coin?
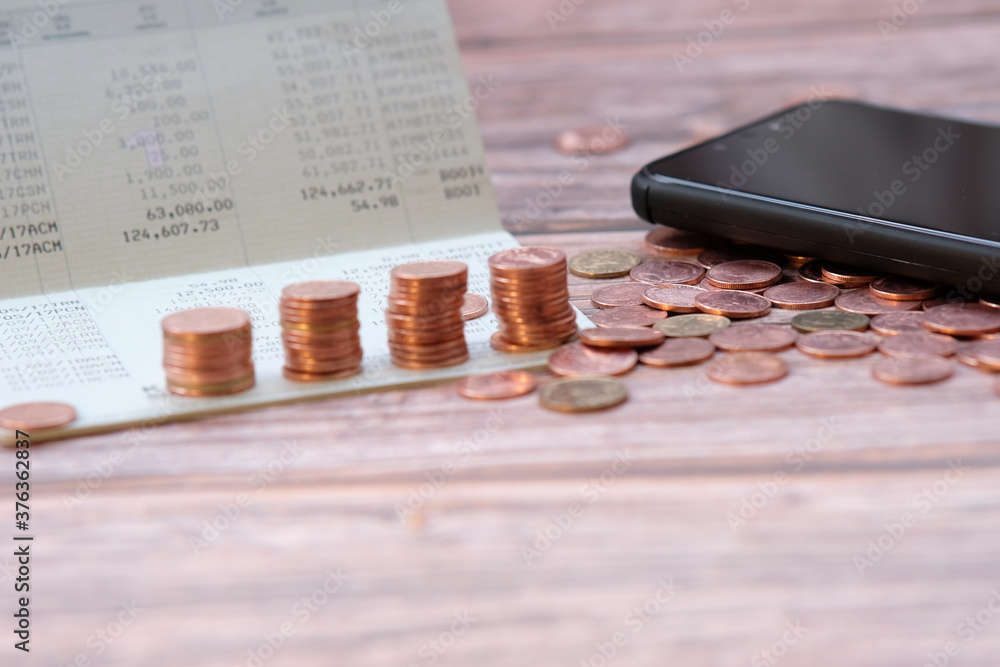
[569,250,642,279]
[539,376,628,413]
[653,314,731,338]
[791,310,870,333]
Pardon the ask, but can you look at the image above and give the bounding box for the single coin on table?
[709,324,798,353]
[591,283,651,308]
[923,303,1000,337]
[547,342,638,377]
[457,371,537,400]
[706,260,783,290]
[871,312,927,336]
[539,376,629,413]
[569,249,642,279]
[873,355,955,386]
[798,260,827,284]
[579,327,665,349]
[878,332,958,359]
[791,310,870,333]
[869,275,942,301]
[555,126,630,155]
[589,305,666,328]
[797,331,878,359]
[642,284,707,313]
[707,353,789,385]
[461,294,489,320]
[821,262,879,287]
[638,338,717,368]
[645,226,717,256]
[654,314,731,338]
[629,259,705,285]
[695,290,772,319]
[835,289,921,315]
[763,282,840,310]
[0,401,77,431]
[697,245,785,269]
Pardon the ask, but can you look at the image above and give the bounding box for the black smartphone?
[631,99,1000,295]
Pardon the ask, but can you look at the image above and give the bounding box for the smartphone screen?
[645,101,1000,245]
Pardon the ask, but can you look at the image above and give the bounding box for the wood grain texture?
[9,1,1000,666]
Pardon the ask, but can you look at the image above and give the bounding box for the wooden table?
[23,1,1000,665]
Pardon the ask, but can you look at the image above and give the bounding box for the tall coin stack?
[280,281,364,382]
[489,247,578,352]
[386,261,469,369]
[161,307,255,397]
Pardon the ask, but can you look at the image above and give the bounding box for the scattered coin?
[798,260,827,283]
[791,310,870,333]
[638,338,717,368]
[654,314,731,338]
[589,305,666,328]
[821,262,879,287]
[783,253,816,268]
[555,126,630,155]
[796,331,878,359]
[641,284,706,313]
[873,355,955,386]
[579,327,665,349]
[956,341,989,370]
[869,275,942,301]
[967,340,1000,371]
[629,259,705,285]
[707,353,789,385]
[835,289,922,315]
[871,312,928,336]
[923,295,968,310]
[591,283,651,308]
[457,371,537,400]
[923,303,1000,337]
[697,245,785,269]
[644,226,716,256]
[709,324,798,352]
[706,260,783,290]
[0,402,77,431]
[539,376,629,413]
[763,282,840,310]
[461,294,490,320]
[569,249,642,279]
[695,290,772,319]
[547,342,638,377]
[878,332,958,358]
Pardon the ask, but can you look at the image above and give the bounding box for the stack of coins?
[162,307,255,397]
[489,247,578,352]
[386,261,469,369]
[281,281,363,382]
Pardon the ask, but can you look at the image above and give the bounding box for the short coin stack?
[386,261,469,369]
[489,247,577,352]
[280,281,363,382]
[161,307,255,397]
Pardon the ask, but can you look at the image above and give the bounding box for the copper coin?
[796,331,878,359]
[709,324,798,352]
[835,289,921,315]
[281,280,360,303]
[706,260,783,290]
[871,312,928,336]
[630,259,705,286]
[391,260,468,283]
[579,327,665,349]
[869,275,941,301]
[798,260,827,284]
[490,332,565,354]
[967,340,1000,371]
[539,377,629,413]
[707,353,789,385]
[698,278,771,295]
[638,338,717,367]
[554,126,629,155]
[783,253,816,268]
[763,282,840,310]
[591,283,651,308]
[654,314,731,338]
[821,262,879,286]
[589,305,666,328]
[923,303,1000,337]
[956,343,986,370]
[644,226,716,256]
[641,284,706,313]
[695,291,771,319]
[461,294,489,320]
[791,311,870,333]
[923,295,969,310]
[547,342,638,377]
[162,307,251,339]
[489,247,566,273]
[878,332,958,358]
[873,356,955,386]
[980,294,1000,309]
[283,367,360,383]
[697,245,785,269]
[457,371,537,400]
[168,373,256,397]
[0,402,77,431]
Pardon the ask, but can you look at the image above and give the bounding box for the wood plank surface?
[9,1,1000,666]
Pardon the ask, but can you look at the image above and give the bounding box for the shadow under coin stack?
[489,247,577,352]
[386,261,469,369]
[280,281,363,382]
[161,307,255,397]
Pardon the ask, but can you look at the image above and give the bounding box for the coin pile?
[281,281,363,382]
[387,261,469,369]
[161,307,255,397]
[489,247,577,352]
